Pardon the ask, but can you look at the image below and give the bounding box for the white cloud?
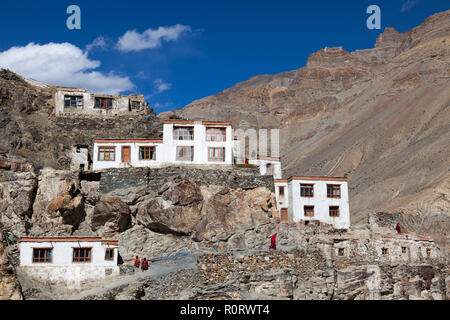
[401,0,418,12]
[0,42,134,94]
[86,37,108,52]
[117,24,191,52]
[153,79,172,93]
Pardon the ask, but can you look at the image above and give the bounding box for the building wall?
[19,240,119,288]
[70,146,89,171]
[92,123,233,170]
[54,88,146,116]
[93,141,163,170]
[274,181,289,209]
[19,241,118,267]
[288,179,350,229]
[162,123,233,165]
[249,159,282,179]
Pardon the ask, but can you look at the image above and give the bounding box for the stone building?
[19,237,119,288]
[53,87,148,116]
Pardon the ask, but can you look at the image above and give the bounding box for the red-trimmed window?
[173,127,194,140]
[73,248,92,263]
[176,146,194,161]
[304,206,314,217]
[329,206,340,217]
[98,146,115,161]
[208,147,225,162]
[300,184,314,197]
[32,248,52,263]
[139,146,156,160]
[206,128,226,141]
[327,184,341,198]
[105,248,114,261]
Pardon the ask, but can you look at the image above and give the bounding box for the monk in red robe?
[269,233,277,250]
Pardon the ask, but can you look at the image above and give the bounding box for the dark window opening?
[105,248,114,261]
[95,97,113,110]
[64,95,83,109]
[73,248,92,263]
[338,248,344,256]
[329,206,340,217]
[327,184,341,198]
[139,146,156,160]
[32,248,52,263]
[304,206,314,217]
[301,184,314,197]
[130,101,141,110]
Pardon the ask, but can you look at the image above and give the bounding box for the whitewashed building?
[249,156,282,179]
[19,237,119,288]
[92,120,234,170]
[275,177,350,229]
[89,117,351,228]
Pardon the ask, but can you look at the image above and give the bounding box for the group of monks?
[134,256,149,271]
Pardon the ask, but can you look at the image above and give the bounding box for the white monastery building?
[248,156,283,180]
[19,237,119,288]
[89,118,351,229]
[92,120,233,170]
[274,177,350,229]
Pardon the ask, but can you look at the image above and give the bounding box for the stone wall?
[99,166,274,196]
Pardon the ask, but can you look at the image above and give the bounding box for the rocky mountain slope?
[0,69,162,171]
[161,11,450,237]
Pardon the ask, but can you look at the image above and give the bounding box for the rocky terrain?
[161,10,450,238]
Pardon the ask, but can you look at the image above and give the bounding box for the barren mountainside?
[161,10,450,239]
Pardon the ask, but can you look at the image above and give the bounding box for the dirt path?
[59,254,198,300]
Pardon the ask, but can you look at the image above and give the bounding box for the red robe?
[270,233,277,250]
[141,259,149,270]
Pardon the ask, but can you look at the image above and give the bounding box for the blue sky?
[0,0,448,113]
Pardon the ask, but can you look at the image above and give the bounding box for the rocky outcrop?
[29,169,85,236]
[0,242,22,300]
[91,195,131,237]
[0,155,37,235]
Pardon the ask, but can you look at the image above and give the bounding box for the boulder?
[91,195,131,237]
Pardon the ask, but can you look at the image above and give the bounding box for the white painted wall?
[92,123,233,170]
[286,179,350,229]
[162,123,233,165]
[274,181,289,209]
[20,241,118,267]
[19,240,119,288]
[249,158,282,179]
[93,141,163,170]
